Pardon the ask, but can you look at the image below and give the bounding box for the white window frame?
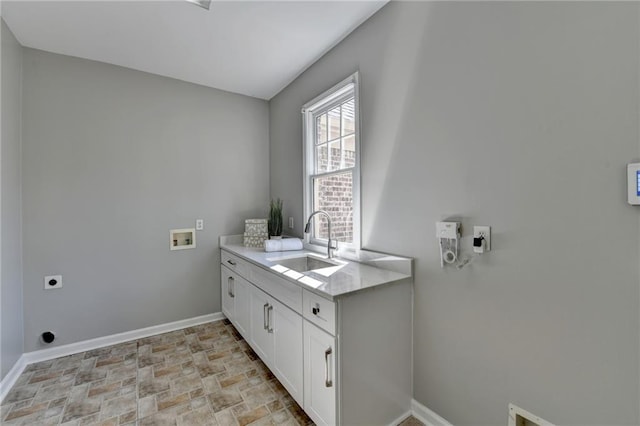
[301,72,361,252]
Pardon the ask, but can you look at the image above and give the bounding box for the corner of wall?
[0,17,25,382]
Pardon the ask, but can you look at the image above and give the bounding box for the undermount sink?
[271,255,336,273]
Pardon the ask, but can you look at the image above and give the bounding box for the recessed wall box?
[170,228,196,250]
[508,403,555,426]
[628,163,640,205]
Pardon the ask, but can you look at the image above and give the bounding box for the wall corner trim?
[411,399,453,426]
[0,312,224,403]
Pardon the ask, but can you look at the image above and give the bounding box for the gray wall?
[1,19,24,380]
[22,49,269,352]
[269,2,640,425]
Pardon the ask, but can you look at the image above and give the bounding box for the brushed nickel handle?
[324,347,333,387]
[227,276,234,298]
[267,305,274,333]
[263,303,269,330]
[227,259,237,266]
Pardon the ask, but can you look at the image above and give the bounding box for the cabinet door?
[272,298,303,406]
[221,266,235,322]
[249,286,274,364]
[304,321,337,426]
[234,275,250,338]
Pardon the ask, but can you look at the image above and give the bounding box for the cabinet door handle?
[227,259,237,266]
[324,347,333,388]
[228,277,235,298]
[267,305,274,333]
[263,303,269,330]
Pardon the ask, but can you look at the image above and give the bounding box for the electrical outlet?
[473,226,491,252]
[288,217,294,229]
[196,219,204,230]
[44,275,62,290]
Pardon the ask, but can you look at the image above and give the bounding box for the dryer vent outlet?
[41,331,55,344]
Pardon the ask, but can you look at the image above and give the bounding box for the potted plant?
[268,198,283,239]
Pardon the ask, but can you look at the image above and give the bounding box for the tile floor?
[397,417,423,426]
[1,319,424,426]
[1,320,314,425]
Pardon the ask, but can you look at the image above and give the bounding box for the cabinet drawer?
[252,266,302,314]
[221,250,251,281]
[303,290,336,336]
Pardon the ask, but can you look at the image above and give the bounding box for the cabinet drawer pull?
[324,347,333,387]
[263,303,269,330]
[267,305,274,333]
[228,277,235,298]
[227,259,237,266]
[312,303,320,316]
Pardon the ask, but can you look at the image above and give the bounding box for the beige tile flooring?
[1,320,314,425]
[397,417,424,426]
[1,319,424,426]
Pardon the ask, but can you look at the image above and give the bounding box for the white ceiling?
[1,1,386,100]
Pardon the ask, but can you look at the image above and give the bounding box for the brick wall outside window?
[314,147,355,243]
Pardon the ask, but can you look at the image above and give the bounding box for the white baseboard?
[411,399,452,426]
[1,312,224,403]
[389,410,413,426]
[0,355,28,403]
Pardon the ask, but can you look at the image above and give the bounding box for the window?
[302,72,360,250]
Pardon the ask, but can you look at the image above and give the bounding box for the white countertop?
[220,239,412,300]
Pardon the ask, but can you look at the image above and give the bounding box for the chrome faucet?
[304,210,334,258]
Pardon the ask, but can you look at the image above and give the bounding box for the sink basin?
[272,255,336,273]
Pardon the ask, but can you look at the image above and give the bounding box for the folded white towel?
[264,238,304,252]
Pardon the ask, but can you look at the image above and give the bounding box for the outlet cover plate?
[44,275,62,290]
[473,226,491,252]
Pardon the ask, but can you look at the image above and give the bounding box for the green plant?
[268,198,283,237]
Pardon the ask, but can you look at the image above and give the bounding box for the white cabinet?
[271,296,303,404]
[220,246,412,425]
[221,265,235,321]
[303,321,336,426]
[249,285,274,362]
[233,275,250,337]
[250,285,303,405]
[220,265,250,337]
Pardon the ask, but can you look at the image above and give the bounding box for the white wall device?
[628,163,640,205]
[436,221,460,268]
